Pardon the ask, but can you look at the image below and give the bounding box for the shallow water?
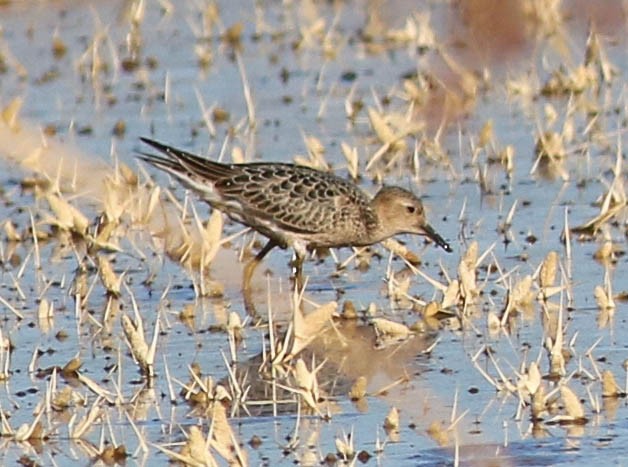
[0,0,626,465]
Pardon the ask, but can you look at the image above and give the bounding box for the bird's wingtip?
[140,137,165,151]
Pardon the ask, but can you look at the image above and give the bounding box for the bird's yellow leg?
[292,253,305,292]
[243,240,277,316]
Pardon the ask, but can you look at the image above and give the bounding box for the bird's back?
[140,138,377,248]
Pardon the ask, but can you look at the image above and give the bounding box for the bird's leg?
[292,252,305,292]
[243,239,277,317]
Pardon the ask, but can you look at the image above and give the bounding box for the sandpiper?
[139,138,452,313]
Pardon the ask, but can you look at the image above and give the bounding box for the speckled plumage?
[139,137,451,313]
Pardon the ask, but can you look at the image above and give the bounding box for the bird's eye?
[406,205,416,214]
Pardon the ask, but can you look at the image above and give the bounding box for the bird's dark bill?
[422,223,452,252]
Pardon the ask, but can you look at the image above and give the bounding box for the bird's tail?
[139,137,234,180]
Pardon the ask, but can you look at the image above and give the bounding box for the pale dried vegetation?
[0,0,626,465]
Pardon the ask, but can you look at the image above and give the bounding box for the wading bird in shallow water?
[139,138,452,314]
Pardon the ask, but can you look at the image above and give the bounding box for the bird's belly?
[293,231,361,251]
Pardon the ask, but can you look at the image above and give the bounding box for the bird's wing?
[217,165,367,235]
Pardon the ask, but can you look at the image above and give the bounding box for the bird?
[139,137,452,314]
